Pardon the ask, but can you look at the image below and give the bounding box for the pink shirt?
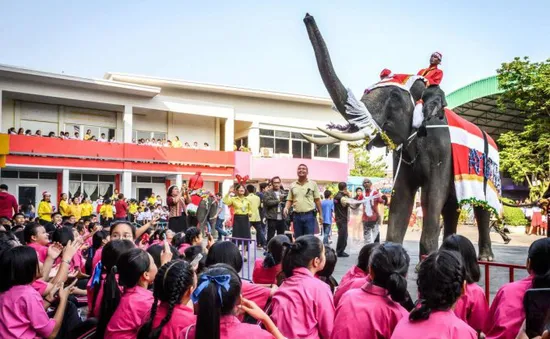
[31,279,49,297]
[92,247,103,269]
[485,275,533,339]
[0,285,56,339]
[28,242,48,263]
[334,274,371,307]
[86,273,106,318]
[180,315,274,339]
[150,303,195,339]
[332,282,408,339]
[391,310,477,339]
[179,243,191,255]
[271,267,335,339]
[453,282,488,332]
[242,280,271,310]
[105,286,154,339]
[339,265,367,287]
[252,259,281,285]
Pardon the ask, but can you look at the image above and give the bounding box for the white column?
[175,174,183,188]
[62,169,69,195]
[123,105,133,143]
[222,179,233,195]
[248,121,260,155]
[0,90,3,133]
[339,141,348,163]
[224,116,234,151]
[122,171,132,198]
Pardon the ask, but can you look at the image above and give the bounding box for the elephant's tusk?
[301,134,339,145]
[316,127,369,141]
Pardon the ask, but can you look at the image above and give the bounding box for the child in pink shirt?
[485,237,550,339]
[332,242,410,339]
[0,246,70,339]
[391,250,476,339]
[270,235,334,339]
[441,234,488,333]
[24,223,50,262]
[253,235,287,284]
[87,239,135,318]
[206,241,273,309]
[181,264,285,339]
[138,260,197,339]
[338,243,378,287]
[101,248,158,339]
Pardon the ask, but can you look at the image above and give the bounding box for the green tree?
[349,147,387,177]
[496,57,550,199]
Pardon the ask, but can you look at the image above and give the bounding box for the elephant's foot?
[478,246,495,262]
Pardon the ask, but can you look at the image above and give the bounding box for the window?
[64,125,115,141]
[99,175,115,182]
[39,172,58,180]
[0,171,18,178]
[82,174,98,182]
[21,120,58,136]
[152,177,166,184]
[70,173,82,181]
[235,137,248,148]
[133,131,167,142]
[69,173,115,201]
[19,171,39,179]
[259,129,338,159]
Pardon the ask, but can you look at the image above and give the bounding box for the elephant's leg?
[386,168,418,245]
[474,206,494,261]
[420,182,450,258]
[442,195,459,241]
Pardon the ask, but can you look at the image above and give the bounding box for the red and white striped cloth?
[446,108,502,215]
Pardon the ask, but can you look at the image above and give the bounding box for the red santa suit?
[417,66,443,86]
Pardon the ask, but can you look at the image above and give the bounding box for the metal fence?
[226,237,257,281]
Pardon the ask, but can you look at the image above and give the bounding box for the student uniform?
[149,303,196,339]
[391,310,476,339]
[180,315,274,339]
[453,282,488,333]
[105,286,154,338]
[252,258,281,285]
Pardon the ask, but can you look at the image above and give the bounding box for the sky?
[1,0,549,98]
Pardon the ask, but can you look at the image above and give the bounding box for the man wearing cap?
[417,52,443,87]
[0,184,18,219]
[37,191,53,225]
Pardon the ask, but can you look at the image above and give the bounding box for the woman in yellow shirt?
[172,136,183,148]
[100,199,114,227]
[58,193,70,217]
[70,197,83,221]
[128,200,138,223]
[81,198,93,219]
[37,192,53,224]
[223,184,252,242]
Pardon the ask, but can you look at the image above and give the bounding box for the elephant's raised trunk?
[303,14,349,119]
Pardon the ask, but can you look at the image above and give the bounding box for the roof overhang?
[0,64,161,98]
[104,72,333,106]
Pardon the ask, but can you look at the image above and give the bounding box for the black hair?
[110,221,136,239]
[0,231,20,258]
[355,187,363,193]
[323,190,332,199]
[205,241,243,273]
[172,232,185,248]
[369,242,410,303]
[76,222,85,234]
[51,226,74,246]
[246,184,255,194]
[441,234,480,283]
[92,239,134,332]
[138,260,195,339]
[23,222,44,244]
[528,237,550,289]
[263,235,289,268]
[357,243,379,272]
[409,250,465,321]
[317,246,338,293]
[270,176,281,184]
[183,245,206,274]
[149,229,166,245]
[146,244,180,269]
[12,213,25,219]
[259,182,268,191]
[281,235,323,278]
[195,264,241,339]
[51,212,61,218]
[0,246,39,292]
[85,230,109,274]
[184,227,201,245]
[337,182,347,191]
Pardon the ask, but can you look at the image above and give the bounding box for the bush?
[502,198,528,226]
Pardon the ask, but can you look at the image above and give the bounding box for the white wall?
[65,106,117,128]
[2,98,15,131]
[133,111,168,133]
[170,113,216,148]
[0,178,58,207]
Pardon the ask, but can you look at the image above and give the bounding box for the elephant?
[301,13,499,260]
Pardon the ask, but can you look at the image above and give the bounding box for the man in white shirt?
[98,133,108,142]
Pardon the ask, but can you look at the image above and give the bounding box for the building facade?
[0,65,350,208]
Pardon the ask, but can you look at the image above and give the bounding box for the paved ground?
[247,224,542,303]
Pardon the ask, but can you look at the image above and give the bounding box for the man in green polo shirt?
[284,164,323,237]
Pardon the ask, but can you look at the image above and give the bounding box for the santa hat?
[379,68,393,79]
[432,52,443,60]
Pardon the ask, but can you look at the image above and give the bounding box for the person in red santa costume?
[418,52,444,87]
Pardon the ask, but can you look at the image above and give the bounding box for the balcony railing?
[4,134,235,168]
